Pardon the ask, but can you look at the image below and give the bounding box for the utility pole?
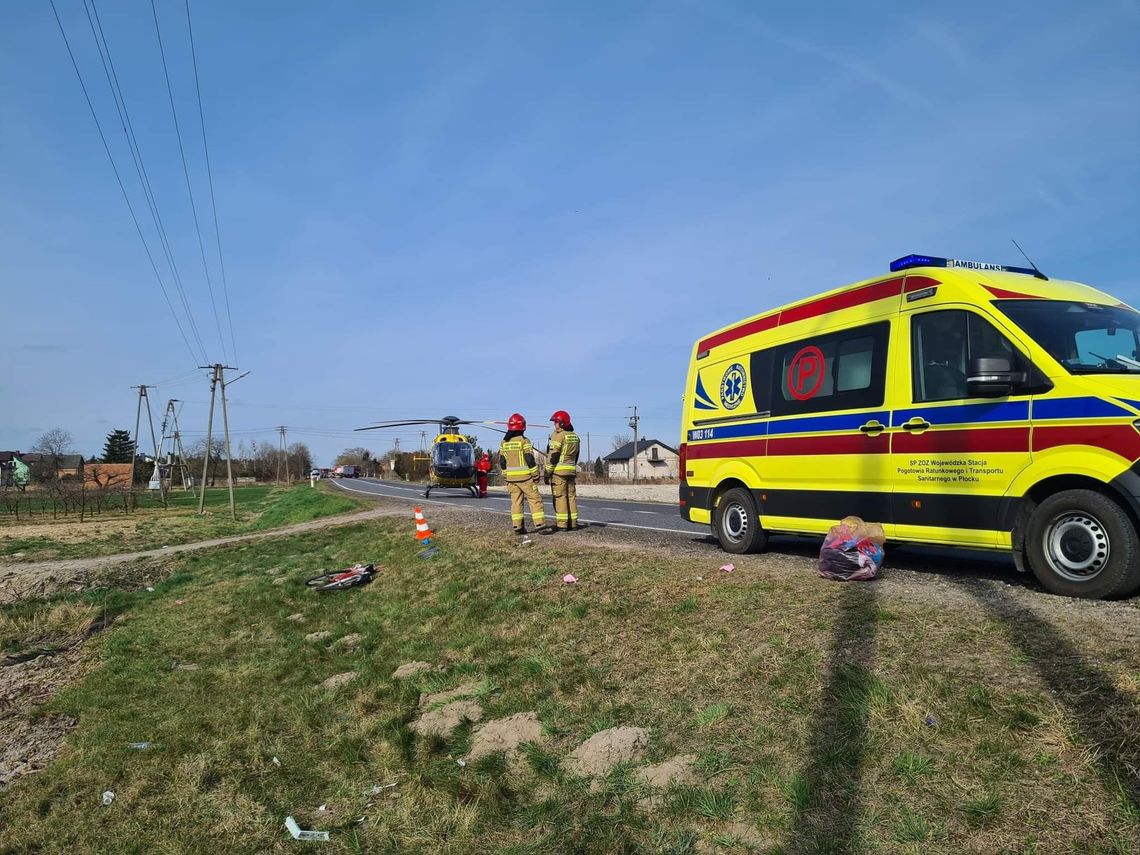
[277,426,289,485]
[168,401,193,494]
[197,367,220,514]
[420,430,426,452]
[197,364,246,519]
[142,386,165,508]
[586,433,591,470]
[628,406,640,484]
[219,369,237,520]
[128,385,153,509]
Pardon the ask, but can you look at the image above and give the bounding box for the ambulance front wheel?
[713,487,768,555]
[1025,489,1140,599]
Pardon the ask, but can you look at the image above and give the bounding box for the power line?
[82,0,209,364]
[149,0,227,363]
[49,0,199,365]
[183,0,237,367]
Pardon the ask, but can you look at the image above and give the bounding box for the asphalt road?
[328,477,710,539]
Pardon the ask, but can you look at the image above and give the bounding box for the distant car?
[340,465,359,478]
[310,469,321,479]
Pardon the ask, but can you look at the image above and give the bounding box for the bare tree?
[32,427,75,458]
[610,434,632,453]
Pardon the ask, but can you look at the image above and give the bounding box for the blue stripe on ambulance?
[694,374,717,410]
[1032,397,1134,420]
[687,397,1135,444]
[892,400,1029,427]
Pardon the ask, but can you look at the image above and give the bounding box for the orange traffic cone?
[414,506,433,544]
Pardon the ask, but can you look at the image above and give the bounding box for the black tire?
[712,486,768,554]
[305,572,338,588]
[1025,489,1140,599]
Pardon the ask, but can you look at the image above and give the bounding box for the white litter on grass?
[272,757,281,767]
[127,742,153,750]
[317,804,328,813]
[101,791,115,806]
[145,586,155,592]
[285,816,329,842]
[457,759,467,767]
[369,782,398,795]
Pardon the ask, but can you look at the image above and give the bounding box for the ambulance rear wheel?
[713,487,767,554]
[1025,489,1140,599]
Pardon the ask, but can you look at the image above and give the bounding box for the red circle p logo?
[787,345,826,401]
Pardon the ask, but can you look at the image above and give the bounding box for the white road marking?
[634,510,658,515]
[598,507,621,512]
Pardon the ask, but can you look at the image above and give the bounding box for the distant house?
[603,439,679,480]
[15,453,86,479]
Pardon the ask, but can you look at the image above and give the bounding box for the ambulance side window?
[769,321,890,417]
[911,310,1027,402]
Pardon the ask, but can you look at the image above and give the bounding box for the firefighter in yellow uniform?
[498,413,547,535]
[545,410,581,531]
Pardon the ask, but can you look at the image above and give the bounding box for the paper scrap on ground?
[285,816,329,842]
[563,574,578,584]
[272,756,281,766]
[369,782,398,794]
[127,742,153,750]
[720,564,734,573]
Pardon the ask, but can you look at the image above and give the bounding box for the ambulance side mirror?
[968,356,1025,398]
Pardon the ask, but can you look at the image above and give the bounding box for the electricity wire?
[83,0,209,364]
[49,0,199,366]
[183,0,237,367]
[149,0,228,363]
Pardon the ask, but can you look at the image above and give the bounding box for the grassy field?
[0,516,1136,853]
[0,485,364,562]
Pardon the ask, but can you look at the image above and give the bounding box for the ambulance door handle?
[858,420,885,435]
[901,418,931,433]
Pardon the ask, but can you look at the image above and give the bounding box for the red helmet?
[550,410,571,427]
[507,413,526,431]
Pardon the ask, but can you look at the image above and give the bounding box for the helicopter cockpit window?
[432,443,473,467]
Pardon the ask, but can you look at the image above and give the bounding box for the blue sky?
[2,0,1138,465]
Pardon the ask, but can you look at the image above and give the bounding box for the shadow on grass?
[956,581,1140,812]
[785,582,879,854]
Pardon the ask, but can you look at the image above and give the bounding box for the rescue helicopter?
[355,416,505,498]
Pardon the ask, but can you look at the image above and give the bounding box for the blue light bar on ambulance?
[890,254,1039,276]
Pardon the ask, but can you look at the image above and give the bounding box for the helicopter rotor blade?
[354,419,447,432]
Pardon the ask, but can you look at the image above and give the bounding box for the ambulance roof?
[694,255,1125,355]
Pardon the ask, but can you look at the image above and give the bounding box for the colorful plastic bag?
[817,516,885,581]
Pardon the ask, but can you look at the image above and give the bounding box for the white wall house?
[604,439,679,480]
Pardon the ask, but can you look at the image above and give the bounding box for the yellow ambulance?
[680,254,1140,599]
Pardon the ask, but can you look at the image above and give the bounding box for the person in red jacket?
[474,450,492,498]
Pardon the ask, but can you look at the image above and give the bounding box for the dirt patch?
[420,681,481,707]
[286,613,306,623]
[305,631,331,642]
[320,671,358,690]
[0,649,88,788]
[392,661,434,679]
[467,711,545,762]
[564,726,650,777]
[331,633,364,649]
[636,753,698,789]
[409,700,483,738]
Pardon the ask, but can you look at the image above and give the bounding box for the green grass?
[0,519,1137,853]
[0,484,364,561]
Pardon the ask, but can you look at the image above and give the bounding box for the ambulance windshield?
[996,301,1140,374]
